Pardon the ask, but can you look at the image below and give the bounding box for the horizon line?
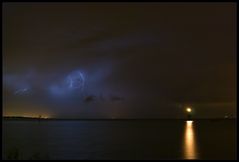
[2,116,236,120]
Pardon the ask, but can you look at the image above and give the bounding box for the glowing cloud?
[48,70,85,97]
[14,88,30,95]
[66,70,85,91]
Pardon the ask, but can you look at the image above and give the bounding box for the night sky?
[3,3,236,119]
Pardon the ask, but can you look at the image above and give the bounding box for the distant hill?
[3,116,44,120]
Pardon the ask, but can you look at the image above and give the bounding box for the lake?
[2,120,236,160]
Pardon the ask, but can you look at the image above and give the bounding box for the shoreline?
[2,117,237,121]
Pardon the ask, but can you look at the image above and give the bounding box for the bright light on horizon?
[186,107,192,113]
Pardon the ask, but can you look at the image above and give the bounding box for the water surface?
[2,120,236,160]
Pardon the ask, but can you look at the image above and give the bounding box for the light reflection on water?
[184,120,197,159]
[3,120,236,160]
